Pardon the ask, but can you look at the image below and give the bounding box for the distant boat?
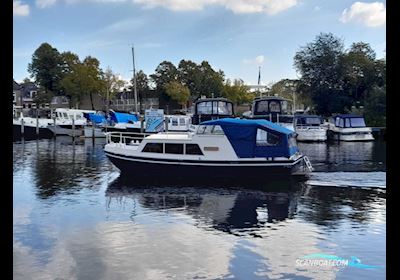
[294,114,327,142]
[326,114,374,141]
[104,118,313,179]
[243,96,295,131]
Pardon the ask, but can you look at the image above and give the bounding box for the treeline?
[25,34,385,126]
[293,33,386,126]
[26,43,253,110]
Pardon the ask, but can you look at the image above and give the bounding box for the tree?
[294,33,349,115]
[222,79,254,105]
[150,61,178,91]
[102,67,126,110]
[130,70,150,110]
[28,43,63,95]
[268,79,313,111]
[164,81,190,109]
[197,61,224,98]
[364,85,386,127]
[341,42,377,104]
[60,56,104,109]
[177,60,201,98]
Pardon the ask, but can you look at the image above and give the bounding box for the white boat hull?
[295,128,327,142]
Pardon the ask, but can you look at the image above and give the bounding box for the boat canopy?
[84,113,107,124]
[201,118,298,158]
[109,111,139,123]
[295,115,323,125]
[331,114,367,128]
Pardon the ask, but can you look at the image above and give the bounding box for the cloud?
[36,0,127,8]
[13,1,30,16]
[36,0,57,8]
[243,55,265,65]
[340,2,386,27]
[133,0,298,15]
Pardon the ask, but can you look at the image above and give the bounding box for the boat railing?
[106,131,152,145]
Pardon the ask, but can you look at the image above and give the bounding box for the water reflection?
[298,141,386,172]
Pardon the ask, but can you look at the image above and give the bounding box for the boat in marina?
[104,118,313,179]
[294,114,327,142]
[326,114,374,141]
[243,96,295,131]
[191,97,235,125]
[13,108,53,140]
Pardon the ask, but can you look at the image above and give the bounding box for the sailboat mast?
[132,46,138,114]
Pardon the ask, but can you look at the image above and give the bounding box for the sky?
[13,0,386,86]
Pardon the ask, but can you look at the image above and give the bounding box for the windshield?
[349,118,366,127]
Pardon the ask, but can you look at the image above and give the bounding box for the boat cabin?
[191,98,234,125]
[329,114,368,128]
[294,115,323,127]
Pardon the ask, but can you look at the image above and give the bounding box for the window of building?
[13,93,16,103]
[186,144,203,155]
[165,143,183,154]
[30,91,37,99]
[142,143,163,153]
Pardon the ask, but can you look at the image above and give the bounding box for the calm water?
[13,137,386,280]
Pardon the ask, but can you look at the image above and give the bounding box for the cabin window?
[197,101,213,114]
[350,118,366,127]
[186,144,203,155]
[197,125,207,134]
[172,118,178,126]
[179,118,186,126]
[216,101,231,115]
[165,143,184,154]
[345,118,351,128]
[255,100,269,114]
[305,117,322,126]
[142,143,163,153]
[212,125,224,135]
[335,118,340,126]
[269,101,281,113]
[339,118,344,128]
[256,129,281,146]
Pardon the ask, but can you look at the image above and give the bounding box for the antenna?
[131,45,138,114]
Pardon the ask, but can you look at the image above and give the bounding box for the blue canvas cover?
[109,111,139,123]
[201,118,298,158]
[84,113,106,124]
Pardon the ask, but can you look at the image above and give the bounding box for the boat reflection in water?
[106,175,303,236]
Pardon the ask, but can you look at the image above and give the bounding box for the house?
[13,80,44,108]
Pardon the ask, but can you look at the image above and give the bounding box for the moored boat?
[104,118,313,179]
[294,114,327,142]
[327,114,374,141]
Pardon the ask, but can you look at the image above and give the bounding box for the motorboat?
[294,115,327,142]
[104,118,313,179]
[326,114,374,141]
[243,96,295,131]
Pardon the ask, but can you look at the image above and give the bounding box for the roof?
[254,96,291,102]
[201,118,294,136]
[333,114,363,118]
[195,97,233,104]
[294,114,322,119]
[13,80,21,90]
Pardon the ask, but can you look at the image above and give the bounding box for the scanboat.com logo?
[296,253,383,269]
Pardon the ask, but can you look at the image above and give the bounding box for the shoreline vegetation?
[18,32,385,127]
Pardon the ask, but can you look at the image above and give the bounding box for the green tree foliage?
[150,61,178,91]
[178,60,202,99]
[364,85,386,127]
[28,43,63,94]
[197,61,224,98]
[341,42,378,104]
[102,67,126,101]
[164,81,190,109]
[222,79,254,105]
[60,56,104,109]
[294,33,348,115]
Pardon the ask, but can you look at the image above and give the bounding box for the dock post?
[36,109,39,135]
[277,113,280,124]
[21,118,24,135]
[72,118,75,138]
[52,109,57,137]
[164,116,169,132]
[140,116,144,133]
